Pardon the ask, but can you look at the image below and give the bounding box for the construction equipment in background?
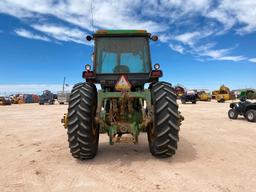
[24,94,40,103]
[10,94,24,104]
[174,85,185,98]
[39,90,55,105]
[181,90,198,104]
[211,90,219,100]
[212,85,235,103]
[0,96,12,105]
[10,94,39,104]
[32,94,40,103]
[239,89,256,100]
[57,77,70,104]
[197,90,211,101]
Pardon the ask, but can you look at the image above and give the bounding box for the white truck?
[57,92,70,104]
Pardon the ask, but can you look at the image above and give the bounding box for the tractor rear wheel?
[245,110,256,122]
[148,82,180,158]
[67,82,99,160]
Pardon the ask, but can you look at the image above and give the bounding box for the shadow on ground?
[77,134,197,165]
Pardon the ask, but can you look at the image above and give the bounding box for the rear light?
[151,70,163,78]
[82,71,95,79]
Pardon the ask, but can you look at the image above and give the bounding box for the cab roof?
[94,30,150,37]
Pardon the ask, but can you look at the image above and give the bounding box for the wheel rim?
[230,111,234,117]
[247,112,254,120]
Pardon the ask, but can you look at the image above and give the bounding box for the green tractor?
[62,30,183,160]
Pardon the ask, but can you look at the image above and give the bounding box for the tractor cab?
[83,30,161,90]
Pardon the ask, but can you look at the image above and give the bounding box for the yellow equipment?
[213,85,235,103]
[198,91,211,101]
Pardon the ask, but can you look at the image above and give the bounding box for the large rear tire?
[67,82,99,160]
[148,82,180,158]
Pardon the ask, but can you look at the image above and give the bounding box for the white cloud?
[206,0,256,35]
[169,44,185,54]
[32,24,89,45]
[198,47,246,62]
[15,28,50,42]
[158,34,171,43]
[215,56,246,62]
[200,48,231,58]
[1,0,256,61]
[1,0,256,37]
[206,9,236,34]
[142,0,212,22]
[174,32,201,46]
[171,31,246,62]
[0,0,166,46]
[0,0,165,33]
[249,58,256,63]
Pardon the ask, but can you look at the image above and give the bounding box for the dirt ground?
[0,100,256,192]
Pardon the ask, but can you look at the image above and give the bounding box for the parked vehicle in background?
[239,89,256,100]
[32,94,40,103]
[0,96,12,105]
[57,92,70,104]
[181,90,197,104]
[212,85,235,103]
[174,85,185,98]
[228,98,256,122]
[22,94,40,103]
[211,90,219,100]
[39,90,55,105]
[197,90,211,101]
[10,94,24,104]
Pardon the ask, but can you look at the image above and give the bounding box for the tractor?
[62,30,183,160]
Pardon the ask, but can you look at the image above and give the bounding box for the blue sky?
[0,0,256,94]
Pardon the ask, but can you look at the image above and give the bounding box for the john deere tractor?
[62,30,183,160]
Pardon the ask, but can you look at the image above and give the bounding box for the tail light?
[151,70,163,78]
[82,71,95,79]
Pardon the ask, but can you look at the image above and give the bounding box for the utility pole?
[62,77,66,93]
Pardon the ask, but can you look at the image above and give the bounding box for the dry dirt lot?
[0,101,256,192]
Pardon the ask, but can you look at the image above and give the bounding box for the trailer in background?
[57,92,70,104]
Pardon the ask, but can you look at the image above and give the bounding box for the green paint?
[96,90,152,144]
[96,30,148,35]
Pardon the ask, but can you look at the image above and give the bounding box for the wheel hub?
[248,112,254,120]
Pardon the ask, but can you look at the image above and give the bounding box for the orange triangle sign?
[115,75,132,91]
